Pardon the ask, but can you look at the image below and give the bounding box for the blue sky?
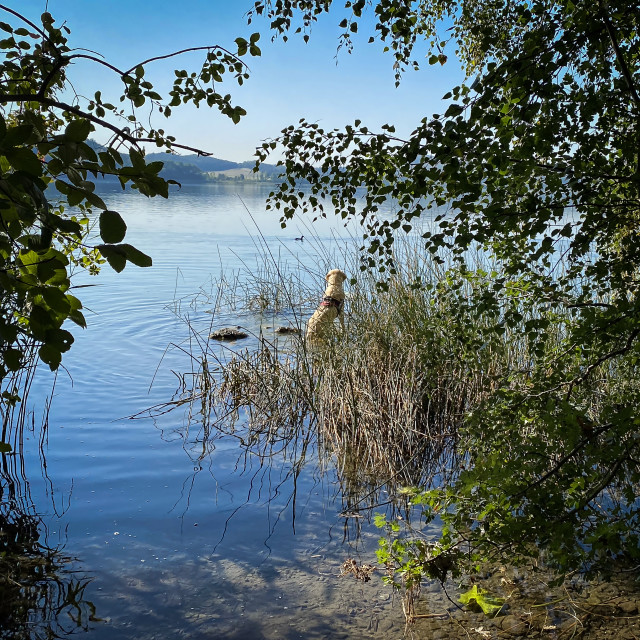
[18,1,464,162]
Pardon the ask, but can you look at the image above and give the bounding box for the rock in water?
[275,326,300,334]
[209,327,249,341]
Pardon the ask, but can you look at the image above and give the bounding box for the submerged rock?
[496,615,528,636]
[618,599,639,615]
[275,326,300,334]
[209,327,249,341]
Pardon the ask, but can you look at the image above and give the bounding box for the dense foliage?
[252,1,640,579]
[0,7,259,417]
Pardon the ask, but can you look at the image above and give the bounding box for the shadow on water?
[1,408,99,639]
[72,550,402,640]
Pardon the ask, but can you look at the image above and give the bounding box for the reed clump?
[183,240,538,500]
[310,252,514,496]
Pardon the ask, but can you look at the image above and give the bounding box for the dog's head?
[325,269,347,285]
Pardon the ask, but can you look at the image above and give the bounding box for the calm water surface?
[9,183,413,639]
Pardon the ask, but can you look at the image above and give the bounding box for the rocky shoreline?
[407,565,640,639]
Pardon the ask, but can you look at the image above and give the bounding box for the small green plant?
[458,585,505,616]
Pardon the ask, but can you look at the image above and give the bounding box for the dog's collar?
[320,296,344,313]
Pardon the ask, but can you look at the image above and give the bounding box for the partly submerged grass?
[160,235,552,504]
[159,226,620,499]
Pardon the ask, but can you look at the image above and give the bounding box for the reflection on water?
[1,183,424,639]
[1,439,98,638]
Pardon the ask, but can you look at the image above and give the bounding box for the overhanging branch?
[0,93,212,156]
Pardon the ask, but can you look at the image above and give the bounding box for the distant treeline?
[86,140,282,184]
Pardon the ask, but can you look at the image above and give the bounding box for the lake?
[2,182,429,639]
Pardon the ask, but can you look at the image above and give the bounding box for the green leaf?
[48,328,74,353]
[39,343,62,370]
[29,304,55,339]
[235,37,248,56]
[65,119,92,142]
[3,347,22,371]
[85,191,107,210]
[68,308,87,328]
[2,124,34,148]
[66,187,84,207]
[459,586,505,616]
[129,148,145,170]
[120,243,152,268]
[444,104,464,117]
[45,267,70,287]
[0,442,11,454]
[19,249,41,275]
[42,287,71,314]
[99,210,127,243]
[146,161,164,174]
[5,147,43,175]
[66,294,83,311]
[53,216,83,236]
[97,244,127,273]
[97,243,151,271]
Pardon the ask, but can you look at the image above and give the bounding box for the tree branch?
[66,45,243,78]
[37,56,70,100]
[123,45,244,75]
[515,423,613,500]
[576,328,640,384]
[565,454,629,520]
[599,0,640,110]
[0,4,48,42]
[0,93,213,156]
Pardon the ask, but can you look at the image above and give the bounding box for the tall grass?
[160,234,557,509]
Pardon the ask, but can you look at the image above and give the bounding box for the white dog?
[306,269,347,342]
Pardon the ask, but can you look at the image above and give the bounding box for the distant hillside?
[145,152,238,173]
[146,152,283,179]
[86,140,281,183]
